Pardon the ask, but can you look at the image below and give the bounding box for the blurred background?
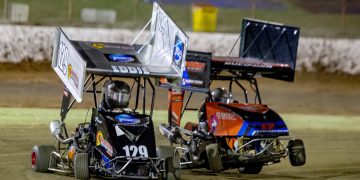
[1,0,360,37]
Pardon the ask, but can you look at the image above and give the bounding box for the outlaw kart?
[31,30,170,179]
[31,2,189,179]
[158,19,306,174]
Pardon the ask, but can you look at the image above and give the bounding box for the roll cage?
[59,74,156,150]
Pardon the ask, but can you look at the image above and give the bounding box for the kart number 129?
[58,41,69,76]
[123,145,148,157]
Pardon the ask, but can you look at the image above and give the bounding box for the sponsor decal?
[181,70,189,86]
[209,115,219,133]
[114,125,125,136]
[91,43,135,50]
[96,131,114,156]
[91,43,105,49]
[252,129,288,135]
[261,123,275,130]
[111,66,150,75]
[108,54,135,63]
[215,112,237,120]
[67,64,79,88]
[182,79,203,86]
[173,35,184,65]
[185,61,206,71]
[115,114,140,124]
[224,61,274,69]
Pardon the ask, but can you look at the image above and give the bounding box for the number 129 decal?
[122,145,149,157]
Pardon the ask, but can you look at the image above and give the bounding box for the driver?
[198,87,233,122]
[100,80,131,113]
[210,87,233,104]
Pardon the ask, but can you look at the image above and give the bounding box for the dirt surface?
[1,123,360,180]
[0,62,359,115]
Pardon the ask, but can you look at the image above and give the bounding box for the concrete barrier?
[0,25,359,74]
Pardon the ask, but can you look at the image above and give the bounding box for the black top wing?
[211,56,294,81]
[212,18,300,82]
[71,41,151,77]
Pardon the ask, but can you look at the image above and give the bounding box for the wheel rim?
[31,151,36,167]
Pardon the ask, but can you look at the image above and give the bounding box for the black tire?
[156,146,176,159]
[238,165,263,174]
[157,146,181,180]
[165,156,181,180]
[74,153,89,179]
[206,143,223,172]
[31,145,56,173]
[288,139,306,166]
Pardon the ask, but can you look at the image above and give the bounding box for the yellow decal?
[67,64,72,79]
[96,131,103,146]
[91,43,105,49]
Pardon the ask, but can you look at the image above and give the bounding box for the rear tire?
[206,143,223,172]
[238,165,263,174]
[288,139,306,166]
[31,145,56,173]
[74,153,89,179]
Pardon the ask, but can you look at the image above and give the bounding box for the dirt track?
[1,123,360,180]
[0,65,360,179]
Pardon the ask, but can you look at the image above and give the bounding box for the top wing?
[71,40,152,77]
[237,18,300,81]
[52,28,86,102]
[211,56,294,81]
[51,2,189,101]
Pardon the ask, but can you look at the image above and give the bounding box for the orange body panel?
[206,102,269,136]
[168,90,185,126]
[206,102,244,136]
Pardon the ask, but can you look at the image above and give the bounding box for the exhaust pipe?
[159,123,186,145]
[50,120,73,144]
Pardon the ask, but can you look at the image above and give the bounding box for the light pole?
[340,0,347,35]
[3,0,8,22]
[68,0,72,22]
[251,0,257,18]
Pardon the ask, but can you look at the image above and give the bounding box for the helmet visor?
[107,90,130,104]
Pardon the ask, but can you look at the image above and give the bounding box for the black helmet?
[211,87,233,103]
[102,80,131,110]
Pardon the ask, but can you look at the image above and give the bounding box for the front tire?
[165,156,181,180]
[288,139,306,166]
[156,146,175,159]
[206,143,223,172]
[157,146,180,180]
[74,153,89,179]
[31,145,56,173]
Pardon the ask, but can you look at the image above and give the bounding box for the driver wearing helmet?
[210,87,233,104]
[198,87,233,121]
[100,80,131,112]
